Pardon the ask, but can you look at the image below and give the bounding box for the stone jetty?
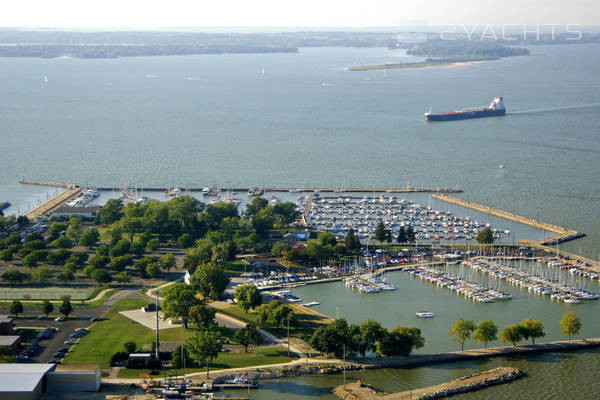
[333,367,524,400]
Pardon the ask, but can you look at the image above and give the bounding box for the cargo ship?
[425,97,506,121]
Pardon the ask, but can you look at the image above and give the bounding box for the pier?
[24,187,81,220]
[18,179,75,188]
[334,367,524,400]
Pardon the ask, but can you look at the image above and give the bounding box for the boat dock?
[24,187,82,220]
[333,367,523,400]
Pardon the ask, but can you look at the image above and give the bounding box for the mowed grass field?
[216,303,333,340]
[63,297,298,376]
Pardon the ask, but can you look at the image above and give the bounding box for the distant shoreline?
[348,58,496,71]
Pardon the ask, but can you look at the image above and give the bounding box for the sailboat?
[261,66,265,75]
[43,75,48,83]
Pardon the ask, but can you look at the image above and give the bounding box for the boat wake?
[509,103,600,115]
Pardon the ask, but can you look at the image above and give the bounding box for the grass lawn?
[116,346,298,378]
[63,297,237,369]
[215,303,332,341]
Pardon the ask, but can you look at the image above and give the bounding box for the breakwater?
[333,367,524,400]
[0,202,9,212]
[18,179,75,188]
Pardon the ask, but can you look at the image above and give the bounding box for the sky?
[0,0,598,29]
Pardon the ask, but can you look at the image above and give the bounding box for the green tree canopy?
[374,221,386,245]
[99,199,124,225]
[161,282,201,329]
[520,318,545,344]
[42,299,53,316]
[245,197,268,217]
[189,263,230,301]
[234,284,263,314]
[32,267,53,283]
[476,226,494,244]
[160,253,176,271]
[500,324,525,347]
[357,320,387,357]
[186,328,222,378]
[10,300,24,317]
[345,228,361,251]
[234,323,259,352]
[79,229,100,248]
[474,320,498,349]
[59,295,73,317]
[189,303,216,331]
[448,318,476,351]
[376,326,425,356]
[559,311,582,341]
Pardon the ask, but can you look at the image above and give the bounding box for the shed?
[0,335,21,354]
[47,364,101,392]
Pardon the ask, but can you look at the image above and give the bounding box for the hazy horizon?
[2,0,599,29]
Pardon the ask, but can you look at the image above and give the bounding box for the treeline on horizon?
[0,30,597,58]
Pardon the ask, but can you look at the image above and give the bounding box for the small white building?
[51,205,100,220]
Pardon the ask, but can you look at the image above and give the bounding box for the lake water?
[1,43,599,398]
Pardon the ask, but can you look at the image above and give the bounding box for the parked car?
[64,340,78,345]
[54,317,65,322]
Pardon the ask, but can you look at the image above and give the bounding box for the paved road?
[14,289,148,363]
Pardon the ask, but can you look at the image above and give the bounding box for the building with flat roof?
[51,205,100,220]
[0,335,21,354]
[0,363,101,400]
[0,364,55,400]
[0,315,13,335]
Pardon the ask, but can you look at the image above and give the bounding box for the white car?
[54,317,65,322]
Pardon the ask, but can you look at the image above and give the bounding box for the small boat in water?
[416,311,436,318]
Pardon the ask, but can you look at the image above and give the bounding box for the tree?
[474,320,498,349]
[124,341,137,354]
[345,228,361,252]
[130,241,146,257]
[42,299,53,317]
[96,244,110,257]
[146,262,161,278]
[520,318,545,344]
[119,216,144,244]
[251,207,274,237]
[186,329,222,378]
[377,326,425,356]
[272,202,300,228]
[271,241,290,258]
[178,233,194,249]
[53,236,73,249]
[189,303,216,331]
[59,295,73,317]
[7,232,21,246]
[0,249,13,262]
[245,197,268,217]
[2,269,29,284]
[318,232,337,247]
[99,199,124,225]
[309,318,352,358]
[161,282,201,329]
[22,253,38,270]
[79,229,100,248]
[92,269,112,284]
[405,225,415,243]
[48,222,67,241]
[160,253,176,272]
[396,226,406,243]
[357,320,386,357]
[109,239,130,257]
[116,271,131,285]
[189,263,230,301]
[234,323,259,352]
[234,284,263,314]
[374,221,386,245]
[147,238,160,252]
[65,216,83,242]
[449,318,476,351]
[109,255,132,272]
[10,300,24,318]
[172,344,193,369]
[500,324,525,347]
[32,267,53,283]
[257,301,296,329]
[559,311,582,341]
[476,226,494,244]
[59,268,75,282]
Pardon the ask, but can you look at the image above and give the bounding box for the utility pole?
[287,312,290,358]
[343,343,346,386]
